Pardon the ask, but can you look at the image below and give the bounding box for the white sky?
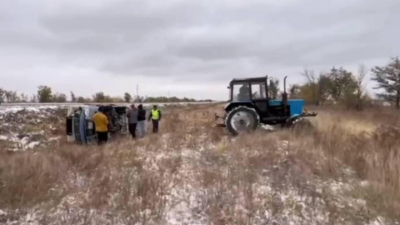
[1,0,399,100]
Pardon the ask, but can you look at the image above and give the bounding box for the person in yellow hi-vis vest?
[148,105,162,133]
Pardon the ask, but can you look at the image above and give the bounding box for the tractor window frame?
[250,82,267,100]
[231,82,251,102]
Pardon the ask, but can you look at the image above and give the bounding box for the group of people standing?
[126,104,162,139]
[92,104,162,145]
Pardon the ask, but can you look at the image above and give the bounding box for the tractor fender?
[225,101,257,113]
[286,114,301,124]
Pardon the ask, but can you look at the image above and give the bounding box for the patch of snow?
[360,180,371,187]
[26,141,41,149]
[0,133,20,143]
[368,217,387,225]
[260,124,275,131]
[20,137,30,146]
[0,105,61,115]
[0,135,8,140]
[48,137,61,141]
[0,209,7,216]
[21,212,40,225]
[0,106,24,114]
[29,130,45,136]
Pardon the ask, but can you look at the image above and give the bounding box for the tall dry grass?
[0,104,399,224]
[300,107,400,220]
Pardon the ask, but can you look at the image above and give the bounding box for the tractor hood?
[269,99,304,116]
[225,99,305,117]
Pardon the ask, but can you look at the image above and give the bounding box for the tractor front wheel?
[289,118,313,134]
[225,106,260,136]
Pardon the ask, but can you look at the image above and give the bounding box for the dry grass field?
[1,104,400,224]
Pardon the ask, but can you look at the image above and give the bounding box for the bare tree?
[5,91,19,102]
[30,94,37,103]
[20,93,29,102]
[289,84,301,99]
[0,88,5,102]
[70,91,77,102]
[301,68,319,105]
[302,68,317,83]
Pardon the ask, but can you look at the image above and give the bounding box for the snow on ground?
[0,103,207,151]
[0,105,65,151]
[0,106,60,115]
[0,138,389,224]
[0,106,391,224]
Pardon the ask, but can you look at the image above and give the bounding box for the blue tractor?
[215,76,317,135]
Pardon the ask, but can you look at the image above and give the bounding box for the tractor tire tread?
[225,106,260,136]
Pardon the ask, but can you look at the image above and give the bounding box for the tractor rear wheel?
[225,106,260,136]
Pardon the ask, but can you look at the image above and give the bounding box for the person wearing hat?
[148,105,161,133]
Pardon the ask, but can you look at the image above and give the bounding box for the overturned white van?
[66,105,129,144]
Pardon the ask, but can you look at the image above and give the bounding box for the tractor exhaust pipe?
[283,76,288,114]
[284,76,287,94]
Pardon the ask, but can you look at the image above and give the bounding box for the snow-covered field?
[0,105,65,151]
[0,103,213,151]
[0,102,214,108]
[0,104,397,224]
[0,135,386,225]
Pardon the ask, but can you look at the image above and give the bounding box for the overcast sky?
[1,0,399,100]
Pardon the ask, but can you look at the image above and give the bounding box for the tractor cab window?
[232,83,250,102]
[251,83,266,100]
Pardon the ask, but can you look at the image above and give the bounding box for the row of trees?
[1,57,399,108]
[287,66,369,110]
[0,86,62,103]
[0,87,200,104]
[91,92,199,103]
[280,57,400,110]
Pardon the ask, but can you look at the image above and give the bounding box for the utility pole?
[136,85,139,102]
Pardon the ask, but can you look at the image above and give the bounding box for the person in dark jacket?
[137,104,146,138]
[148,105,161,133]
[126,104,138,139]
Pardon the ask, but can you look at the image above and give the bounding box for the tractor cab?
[217,75,317,135]
[229,77,267,102]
